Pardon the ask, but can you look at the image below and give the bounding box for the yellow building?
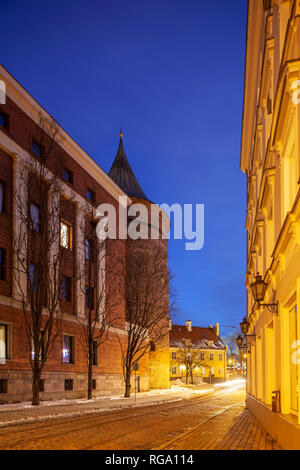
[240,0,300,449]
[169,321,226,384]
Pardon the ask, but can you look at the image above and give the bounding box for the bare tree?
[113,241,172,398]
[13,114,67,405]
[177,343,200,385]
[75,212,118,399]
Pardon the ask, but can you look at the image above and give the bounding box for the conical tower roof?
[108,132,149,201]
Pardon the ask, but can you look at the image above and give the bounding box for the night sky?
[2,0,248,337]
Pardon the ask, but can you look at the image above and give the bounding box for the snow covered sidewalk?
[0,383,215,428]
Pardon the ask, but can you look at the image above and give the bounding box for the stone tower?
[108,132,170,390]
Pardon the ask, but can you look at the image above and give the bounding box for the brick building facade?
[0,65,169,402]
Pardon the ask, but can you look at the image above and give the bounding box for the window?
[171,366,177,375]
[63,335,75,364]
[30,203,40,232]
[39,379,45,392]
[200,352,205,361]
[209,353,214,361]
[171,351,177,360]
[219,368,223,376]
[0,379,8,393]
[85,286,94,309]
[201,367,206,376]
[85,238,90,260]
[29,263,38,292]
[0,182,4,212]
[0,324,8,360]
[60,220,72,250]
[62,168,73,184]
[86,188,95,203]
[61,276,72,303]
[64,379,73,391]
[0,249,6,281]
[32,140,41,158]
[0,111,8,129]
[219,354,223,361]
[92,341,98,366]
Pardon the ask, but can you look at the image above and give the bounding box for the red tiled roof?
[169,324,226,350]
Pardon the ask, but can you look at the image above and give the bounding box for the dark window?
[39,379,45,392]
[32,140,41,158]
[86,188,95,203]
[30,203,40,232]
[92,379,97,390]
[85,286,94,309]
[219,354,223,361]
[61,276,71,302]
[64,379,73,391]
[92,341,98,366]
[0,249,6,281]
[62,168,73,184]
[0,182,4,212]
[209,353,214,361]
[0,324,8,360]
[0,379,8,393]
[29,263,38,292]
[85,238,90,260]
[0,111,8,129]
[171,351,176,360]
[63,335,74,364]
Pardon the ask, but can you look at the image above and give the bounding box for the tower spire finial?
[119,129,123,140]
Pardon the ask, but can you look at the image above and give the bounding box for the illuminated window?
[0,182,4,212]
[171,351,176,360]
[0,325,8,360]
[30,203,40,232]
[0,249,6,281]
[171,366,177,375]
[60,220,71,250]
[200,352,205,361]
[219,354,223,361]
[61,276,71,303]
[63,335,74,364]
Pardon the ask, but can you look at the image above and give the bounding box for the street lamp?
[236,334,246,376]
[250,273,278,314]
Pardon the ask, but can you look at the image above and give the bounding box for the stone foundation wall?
[0,370,150,403]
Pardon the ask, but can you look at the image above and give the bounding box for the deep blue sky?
[2,0,248,338]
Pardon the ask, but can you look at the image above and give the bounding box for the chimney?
[185,320,192,332]
[169,318,172,330]
[214,323,219,337]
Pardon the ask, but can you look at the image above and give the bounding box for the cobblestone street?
[0,381,281,450]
